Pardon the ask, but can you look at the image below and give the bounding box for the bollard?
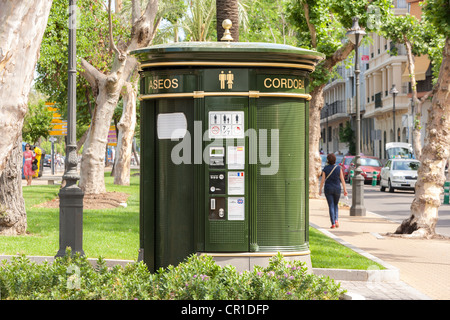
[444,181,450,204]
[372,171,377,186]
[350,170,354,186]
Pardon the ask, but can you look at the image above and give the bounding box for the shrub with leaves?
[0,251,345,300]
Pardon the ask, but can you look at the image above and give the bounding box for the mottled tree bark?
[0,0,53,234]
[0,136,27,235]
[395,37,450,238]
[114,76,138,185]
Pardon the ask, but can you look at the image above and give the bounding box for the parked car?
[380,159,420,193]
[347,156,383,184]
[43,154,52,167]
[339,155,355,182]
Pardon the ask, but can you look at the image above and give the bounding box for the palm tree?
[180,0,216,41]
[216,0,239,41]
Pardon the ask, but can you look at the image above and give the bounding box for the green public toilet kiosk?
[133,37,324,272]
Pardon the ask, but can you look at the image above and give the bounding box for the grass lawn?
[309,227,384,270]
[0,171,140,260]
[0,169,383,270]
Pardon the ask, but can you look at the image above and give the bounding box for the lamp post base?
[56,184,85,257]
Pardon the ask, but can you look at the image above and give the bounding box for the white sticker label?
[227,146,245,170]
[228,171,245,195]
[157,113,187,139]
[209,111,244,139]
[228,197,245,220]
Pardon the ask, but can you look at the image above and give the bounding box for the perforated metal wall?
[256,98,307,251]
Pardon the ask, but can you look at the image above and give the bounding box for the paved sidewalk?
[310,198,450,300]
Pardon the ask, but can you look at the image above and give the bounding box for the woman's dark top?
[322,164,341,193]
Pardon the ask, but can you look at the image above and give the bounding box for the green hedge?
[0,251,345,300]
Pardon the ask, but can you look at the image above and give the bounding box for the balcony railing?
[321,100,346,119]
[409,76,433,93]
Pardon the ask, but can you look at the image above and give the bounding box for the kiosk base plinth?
[198,251,312,272]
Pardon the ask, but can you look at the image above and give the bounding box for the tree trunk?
[395,37,450,238]
[404,39,423,159]
[308,41,354,198]
[308,85,325,198]
[412,90,433,161]
[79,57,125,194]
[216,0,239,41]
[0,136,27,235]
[79,0,159,194]
[114,78,138,185]
[0,0,53,173]
[0,0,52,234]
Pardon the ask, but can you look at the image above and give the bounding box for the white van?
[385,142,414,159]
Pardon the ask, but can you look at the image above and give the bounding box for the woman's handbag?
[32,159,38,171]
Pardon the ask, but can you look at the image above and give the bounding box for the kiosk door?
[204,97,248,252]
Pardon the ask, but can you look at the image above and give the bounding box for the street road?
[344,183,450,238]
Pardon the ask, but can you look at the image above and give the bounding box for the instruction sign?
[227,146,245,169]
[208,111,244,139]
[228,197,245,220]
[228,171,245,195]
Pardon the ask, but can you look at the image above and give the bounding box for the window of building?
[397,0,407,9]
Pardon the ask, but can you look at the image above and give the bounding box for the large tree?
[394,0,450,238]
[36,0,148,189]
[0,0,53,235]
[288,0,392,198]
[381,12,444,159]
[79,0,160,194]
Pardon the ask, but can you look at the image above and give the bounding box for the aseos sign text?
[149,77,179,91]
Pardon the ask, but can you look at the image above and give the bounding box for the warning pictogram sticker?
[210,125,220,136]
[208,111,244,139]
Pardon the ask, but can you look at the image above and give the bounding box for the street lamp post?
[390,84,399,142]
[56,0,84,257]
[346,17,366,216]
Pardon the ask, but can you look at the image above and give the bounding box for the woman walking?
[319,153,348,228]
[23,143,35,186]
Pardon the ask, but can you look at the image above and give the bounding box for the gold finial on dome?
[220,19,233,42]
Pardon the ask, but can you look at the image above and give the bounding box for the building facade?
[320,0,433,160]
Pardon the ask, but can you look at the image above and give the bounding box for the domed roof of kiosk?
[132,41,324,71]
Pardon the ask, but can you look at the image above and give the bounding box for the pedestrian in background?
[319,153,348,228]
[23,143,35,186]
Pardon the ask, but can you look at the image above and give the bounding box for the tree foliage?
[35,0,130,130]
[339,121,356,155]
[422,0,450,36]
[238,0,296,45]
[421,0,449,80]
[22,100,53,146]
[182,0,216,41]
[287,0,393,89]
[381,11,445,83]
